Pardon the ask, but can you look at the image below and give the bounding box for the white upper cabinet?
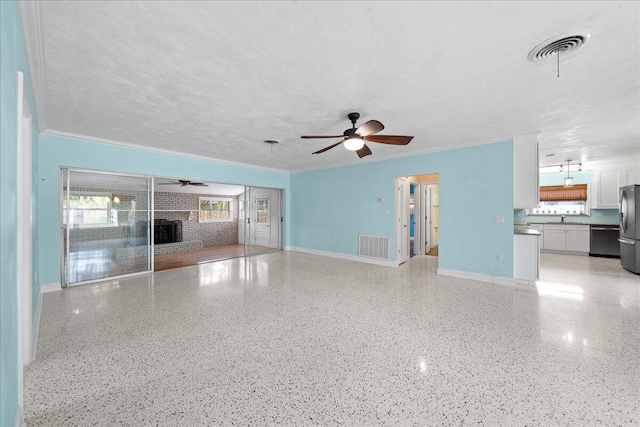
[514,134,539,209]
[596,169,621,208]
[594,164,640,208]
[627,168,640,186]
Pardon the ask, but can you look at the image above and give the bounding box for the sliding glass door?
[61,169,152,286]
[244,187,283,256]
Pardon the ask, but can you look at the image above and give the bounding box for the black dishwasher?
[589,225,620,258]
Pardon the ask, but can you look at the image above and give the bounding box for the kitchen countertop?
[517,222,619,226]
[514,225,541,236]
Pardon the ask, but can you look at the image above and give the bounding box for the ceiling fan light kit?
[301,112,414,159]
[344,136,364,151]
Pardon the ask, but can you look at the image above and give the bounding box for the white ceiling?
[19,1,640,172]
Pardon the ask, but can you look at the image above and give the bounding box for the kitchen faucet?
[561,215,566,223]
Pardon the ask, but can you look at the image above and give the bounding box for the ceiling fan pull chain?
[557,49,560,78]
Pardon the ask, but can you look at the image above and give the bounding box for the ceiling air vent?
[527,30,592,62]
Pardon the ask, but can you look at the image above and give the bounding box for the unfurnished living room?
[1,2,639,426]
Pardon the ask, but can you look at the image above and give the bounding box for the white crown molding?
[42,129,291,174]
[286,246,400,267]
[17,0,48,131]
[289,134,515,174]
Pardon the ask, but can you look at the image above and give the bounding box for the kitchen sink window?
[527,184,589,216]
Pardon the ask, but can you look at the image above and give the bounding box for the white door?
[396,178,409,264]
[424,185,432,252]
[409,182,421,255]
[254,195,270,247]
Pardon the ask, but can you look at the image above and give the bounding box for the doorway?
[397,174,439,261]
[424,182,439,256]
[396,178,409,264]
[245,186,283,256]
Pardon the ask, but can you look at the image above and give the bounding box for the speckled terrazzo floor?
[25,252,640,425]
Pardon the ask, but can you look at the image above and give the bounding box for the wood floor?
[154,244,272,271]
[426,245,439,256]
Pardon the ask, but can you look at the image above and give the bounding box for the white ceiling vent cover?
[528,30,593,62]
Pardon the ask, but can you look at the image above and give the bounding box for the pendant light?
[563,160,574,187]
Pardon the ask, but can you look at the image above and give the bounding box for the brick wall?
[155,191,239,246]
[66,187,239,250]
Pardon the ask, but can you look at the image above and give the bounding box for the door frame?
[423,184,433,253]
[396,177,409,264]
[17,71,33,413]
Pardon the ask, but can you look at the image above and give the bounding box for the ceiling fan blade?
[301,135,344,139]
[355,120,384,137]
[189,182,208,186]
[312,139,345,155]
[363,135,413,145]
[356,144,372,159]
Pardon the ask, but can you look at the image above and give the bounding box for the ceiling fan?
[157,179,208,187]
[301,112,414,158]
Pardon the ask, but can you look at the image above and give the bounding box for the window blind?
[539,184,588,201]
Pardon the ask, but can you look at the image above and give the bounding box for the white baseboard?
[437,268,515,286]
[31,282,60,362]
[540,249,589,256]
[14,404,24,427]
[40,282,62,293]
[286,246,400,267]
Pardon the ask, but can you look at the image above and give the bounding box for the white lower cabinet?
[514,235,540,284]
[542,224,590,253]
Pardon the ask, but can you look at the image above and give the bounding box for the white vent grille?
[528,30,592,62]
[358,235,390,260]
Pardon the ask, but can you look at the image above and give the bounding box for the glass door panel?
[245,187,283,256]
[62,169,151,286]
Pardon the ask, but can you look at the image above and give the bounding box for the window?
[199,197,233,222]
[527,184,589,216]
[256,197,269,224]
[63,191,113,228]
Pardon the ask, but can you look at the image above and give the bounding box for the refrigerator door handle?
[618,237,636,245]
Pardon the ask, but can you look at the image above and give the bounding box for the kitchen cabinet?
[513,134,539,209]
[594,166,640,208]
[514,234,540,284]
[542,224,590,253]
[595,169,621,208]
[627,168,640,186]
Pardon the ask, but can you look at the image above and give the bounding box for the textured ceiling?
[19,1,640,172]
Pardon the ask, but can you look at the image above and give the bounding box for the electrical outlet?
[496,252,504,260]
[384,209,391,215]
[494,215,504,223]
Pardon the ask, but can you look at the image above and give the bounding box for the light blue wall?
[291,139,515,278]
[36,134,291,285]
[1,1,39,424]
[514,170,619,224]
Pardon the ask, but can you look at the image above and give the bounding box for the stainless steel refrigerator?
[619,184,640,273]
